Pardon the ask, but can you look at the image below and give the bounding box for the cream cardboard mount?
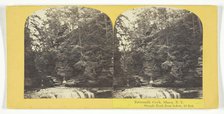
[7,5,218,109]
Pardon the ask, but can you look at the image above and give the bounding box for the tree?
[25,6,114,88]
[114,7,202,87]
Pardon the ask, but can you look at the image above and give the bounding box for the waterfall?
[24,87,95,99]
[82,90,95,98]
[113,87,181,98]
[160,90,172,98]
[75,90,86,98]
[25,86,182,99]
[168,89,180,98]
[160,89,180,98]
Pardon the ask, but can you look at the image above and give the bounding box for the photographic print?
[24,6,114,98]
[113,7,203,99]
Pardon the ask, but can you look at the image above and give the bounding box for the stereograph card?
[6,5,218,109]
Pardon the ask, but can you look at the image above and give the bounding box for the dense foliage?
[25,7,113,88]
[114,7,202,87]
[25,7,202,89]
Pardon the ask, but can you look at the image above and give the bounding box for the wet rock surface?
[24,86,202,99]
[24,87,94,99]
[113,87,202,99]
[113,87,181,98]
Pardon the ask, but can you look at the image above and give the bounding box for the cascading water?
[113,87,181,98]
[25,86,183,99]
[24,87,95,98]
[160,89,180,98]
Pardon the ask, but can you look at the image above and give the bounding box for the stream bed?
[24,86,202,99]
